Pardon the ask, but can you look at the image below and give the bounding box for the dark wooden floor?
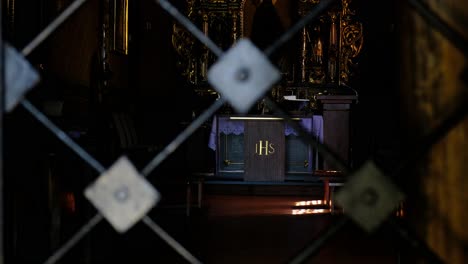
[102,183,402,264]
[184,193,401,264]
[54,184,406,264]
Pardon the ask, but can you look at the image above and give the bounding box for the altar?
[208,115,323,181]
[172,0,362,181]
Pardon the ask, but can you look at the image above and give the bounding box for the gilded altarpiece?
[172,0,363,107]
[173,0,363,180]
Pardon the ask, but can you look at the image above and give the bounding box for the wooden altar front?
[209,115,324,182]
[243,118,285,182]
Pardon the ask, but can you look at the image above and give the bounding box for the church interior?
[2,0,468,263]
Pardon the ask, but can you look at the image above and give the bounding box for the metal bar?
[390,2,468,262]
[391,96,468,183]
[21,0,88,56]
[43,214,103,264]
[264,0,336,57]
[288,217,348,264]
[155,0,223,58]
[142,216,203,264]
[141,97,225,177]
[0,1,4,262]
[388,219,444,264]
[229,117,301,121]
[408,0,468,57]
[264,97,350,174]
[385,98,467,264]
[20,100,106,174]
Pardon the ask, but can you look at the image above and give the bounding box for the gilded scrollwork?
[340,0,363,83]
[172,23,197,83]
[171,0,197,83]
[172,0,244,87]
[172,0,363,93]
[299,0,320,4]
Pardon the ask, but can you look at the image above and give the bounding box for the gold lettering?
[255,140,275,155]
[262,140,269,155]
[269,143,275,154]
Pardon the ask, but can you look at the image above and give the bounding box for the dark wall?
[131,0,192,134]
[349,0,402,172]
[5,1,102,262]
[126,0,197,174]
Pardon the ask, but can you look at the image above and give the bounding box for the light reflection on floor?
[292,200,330,215]
[291,208,330,215]
[203,195,330,216]
[295,199,325,206]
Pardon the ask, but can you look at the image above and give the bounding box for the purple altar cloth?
[208,115,323,150]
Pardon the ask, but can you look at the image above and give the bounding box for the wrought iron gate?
[1,0,467,263]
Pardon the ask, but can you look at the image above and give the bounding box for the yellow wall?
[399,1,468,263]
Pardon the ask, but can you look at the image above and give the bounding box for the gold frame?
[111,0,129,54]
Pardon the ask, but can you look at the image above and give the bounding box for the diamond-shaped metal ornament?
[207,39,281,114]
[84,156,160,233]
[5,43,40,112]
[335,161,405,233]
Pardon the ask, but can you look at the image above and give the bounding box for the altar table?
[208,115,324,180]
